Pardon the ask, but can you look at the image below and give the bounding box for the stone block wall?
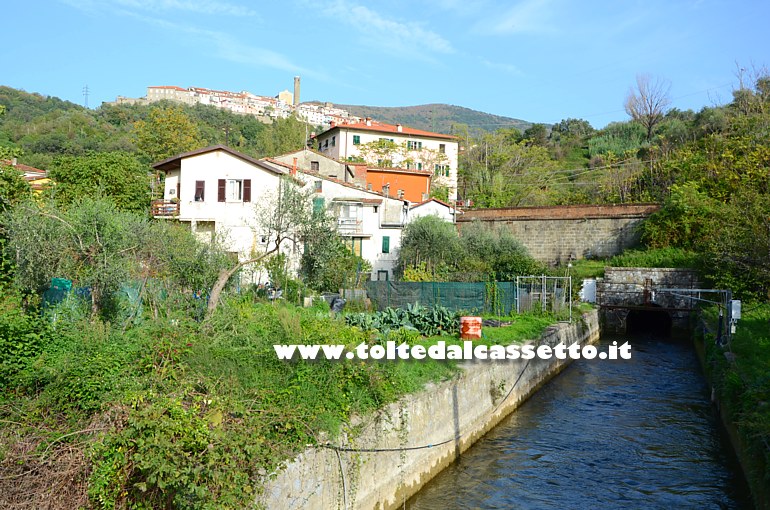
[457,204,659,265]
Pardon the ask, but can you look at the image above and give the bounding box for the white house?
[313,119,460,201]
[408,198,461,224]
[152,145,409,283]
[259,158,409,281]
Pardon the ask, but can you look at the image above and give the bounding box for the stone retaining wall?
[258,310,600,509]
[457,204,659,265]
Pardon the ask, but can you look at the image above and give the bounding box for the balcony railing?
[337,217,362,234]
[152,199,180,218]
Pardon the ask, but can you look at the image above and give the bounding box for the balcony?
[337,217,363,235]
[151,199,179,218]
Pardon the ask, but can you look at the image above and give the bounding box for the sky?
[3,0,769,129]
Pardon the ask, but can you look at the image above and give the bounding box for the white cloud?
[60,0,257,17]
[483,0,558,35]
[325,0,454,57]
[71,4,325,80]
[481,59,523,75]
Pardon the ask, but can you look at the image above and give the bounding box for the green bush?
[0,291,50,387]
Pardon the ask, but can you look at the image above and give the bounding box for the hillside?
[326,103,530,134]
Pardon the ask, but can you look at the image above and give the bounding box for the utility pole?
[82,85,90,108]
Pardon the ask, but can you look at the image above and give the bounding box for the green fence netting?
[364,281,517,315]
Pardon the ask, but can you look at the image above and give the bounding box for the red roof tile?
[320,120,456,140]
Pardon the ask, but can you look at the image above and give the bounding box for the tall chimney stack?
[293,76,300,106]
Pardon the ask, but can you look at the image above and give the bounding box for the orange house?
[365,167,431,203]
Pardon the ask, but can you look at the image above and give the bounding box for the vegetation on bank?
[0,285,560,508]
[700,304,770,508]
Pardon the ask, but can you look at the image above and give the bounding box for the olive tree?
[206,177,313,317]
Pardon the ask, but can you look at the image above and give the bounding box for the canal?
[406,333,752,509]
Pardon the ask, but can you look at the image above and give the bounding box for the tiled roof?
[1,159,46,175]
[149,85,187,91]
[262,158,408,204]
[410,197,454,209]
[152,145,285,176]
[319,120,456,140]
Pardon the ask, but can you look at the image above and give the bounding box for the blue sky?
[3,0,768,128]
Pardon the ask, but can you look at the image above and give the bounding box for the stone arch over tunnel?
[626,305,673,337]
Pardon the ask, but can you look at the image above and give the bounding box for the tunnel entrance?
[626,306,673,337]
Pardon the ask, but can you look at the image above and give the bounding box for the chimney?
[291,157,298,176]
[396,124,402,132]
[293,76,300,106]
[365,117,372,126]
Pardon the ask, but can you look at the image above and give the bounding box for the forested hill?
[326,103,530,134]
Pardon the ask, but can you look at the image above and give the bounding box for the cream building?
[313,119,459,200]
[152,145,409,282]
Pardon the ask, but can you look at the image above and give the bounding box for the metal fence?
[365,281,518,315]
[515,276,572,321]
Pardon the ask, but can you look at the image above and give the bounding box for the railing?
[337,217,362,234]
[151,199,180,218]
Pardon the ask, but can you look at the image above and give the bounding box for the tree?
[397,215,463,279]
[624,74,672,142]
[459,220,543,280]
[522,123,548,146]
[133,105,206,163]
[0,160,30,212]
[5,198,229,319]
[6,199,144,318]
[552,118,594,140]
[461,132,561,207]
[299,210,370,292]
[48,151,151,213]
[206,177,313,316]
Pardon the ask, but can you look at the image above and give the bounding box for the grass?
[3,293,565,509]
[701,304,770,506]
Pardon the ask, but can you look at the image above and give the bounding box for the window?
[439,143,446,154]
[434,164,449,177]
[324,139,328,149]
[194,180,205,202]
[378,137,394,143]
[217,179,251,202]
[331,136,336,147]
[353,135,361,145]
[407,140,422,150]
[348,237,363,257]
[417,162,422,170]
[314,180,323,192]
[228,180,242,201]
[312,197,325,214]
[397,189,404,199]
[382,236,390,254]
[339,203,359,219]
[310,161,319,172]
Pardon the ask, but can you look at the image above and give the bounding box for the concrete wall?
[257,311,600,510]
[457,204,659,265]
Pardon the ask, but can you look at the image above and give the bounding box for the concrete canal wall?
[258,310,600,510]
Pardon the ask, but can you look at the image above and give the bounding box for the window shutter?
[382,236,390,253]
[218,179,226,202]
[243,179,251,202]
[313,197,325,214]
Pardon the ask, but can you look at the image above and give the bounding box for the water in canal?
[406,333,752,509]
